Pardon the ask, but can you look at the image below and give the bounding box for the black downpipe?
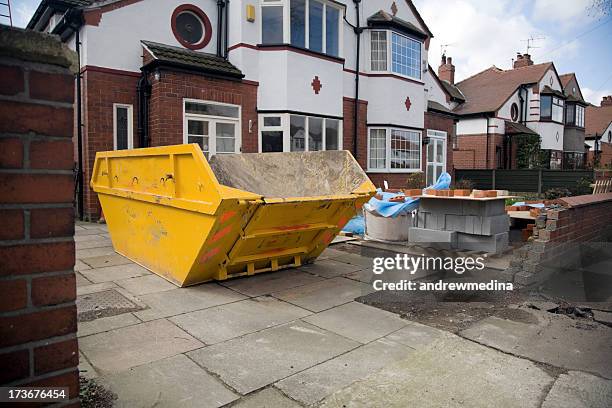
[224,0,230,58]
[74,27,84,220]
[216,0,224,57]
[485,117,490,169]
[352,0,362,159]
[137,72,151,148]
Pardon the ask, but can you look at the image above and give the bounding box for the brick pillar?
[0,27,79,404]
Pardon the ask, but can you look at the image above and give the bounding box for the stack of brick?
[0,26,79,404]
[507,193,612,286]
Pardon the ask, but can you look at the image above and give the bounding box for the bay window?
[370,30,422,80]
[565,103,584,128]
[263,0,341,57]
[540,95,564,123]
[260,113,342,152]
[368,128,422,172]
[184,100,240,158]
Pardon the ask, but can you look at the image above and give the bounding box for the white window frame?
[182,98,241,156]
[260,0,343,57]
[368,29,423,82]
[426,129,447,184]
[258,113,343,152]
[113,103,133,150]
[367,127,422,173]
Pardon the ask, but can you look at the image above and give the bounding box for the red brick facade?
[588,142,612,169]
[148,70,258,151]
[453,133,505,169]
[0,29,79,404]
[82,66,140,219]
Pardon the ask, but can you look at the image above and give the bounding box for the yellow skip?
[91,144,375,287]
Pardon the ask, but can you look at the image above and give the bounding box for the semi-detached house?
[440,53,588,170]
[585,96,612,169]
[28,0,457,220]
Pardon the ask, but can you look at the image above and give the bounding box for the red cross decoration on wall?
[311,76,322,94]
[405,96,412,111]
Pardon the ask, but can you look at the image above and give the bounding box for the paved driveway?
[74,221,612,407]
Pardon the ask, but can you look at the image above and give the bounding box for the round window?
[171,5,212,50]
[510,103,519,122]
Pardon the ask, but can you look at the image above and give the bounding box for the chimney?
[602,96,612,107]
[513,53,533,69]
[438,55,455,84]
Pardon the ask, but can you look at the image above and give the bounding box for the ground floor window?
[113,104,133,150]
[259,113,342,153]
[183,99,241,158]
[367,127,422,172]
[563,152,585,170]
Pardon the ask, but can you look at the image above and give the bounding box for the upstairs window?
[540,95,564,123]
[370,30,422,80]
[263,0,341,57]
[565,103,584,128]
[262,1,284,44]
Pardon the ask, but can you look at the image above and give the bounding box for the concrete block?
[419,198,464,215]
[456,232,508,254]
[409,227,457,249]
[461,199,505,216]
[481,214,510,235]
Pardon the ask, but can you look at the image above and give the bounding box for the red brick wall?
[588,142,612,169]
[82,66,140,220]
[0,32,79,404]
[148,70,258,152]
[453,133,504,169]
[509,193,612,286]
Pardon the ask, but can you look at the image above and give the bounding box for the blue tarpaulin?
[341,172,452,235]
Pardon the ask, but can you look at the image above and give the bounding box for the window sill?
[367,168,422,173]
[365,70,424,85]
[256,43,344,64]
[539,118,564,125]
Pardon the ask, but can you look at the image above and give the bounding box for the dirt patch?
[80,376,116,408]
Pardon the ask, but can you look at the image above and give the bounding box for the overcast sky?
[7,0,612,105]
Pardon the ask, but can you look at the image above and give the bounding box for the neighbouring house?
[28,0,457,220]
[440,52,587,170]
[585,96,612,169]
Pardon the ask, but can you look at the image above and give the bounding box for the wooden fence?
[454,169,594,193]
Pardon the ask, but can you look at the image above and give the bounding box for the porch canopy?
[504,121,538,136]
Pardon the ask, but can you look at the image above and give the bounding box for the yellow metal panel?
[92,145,375,287]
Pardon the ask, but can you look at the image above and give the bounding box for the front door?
[426,130,447,186]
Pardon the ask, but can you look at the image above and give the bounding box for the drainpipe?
[216,0,224,57]
[137,72,151,148]
[485,117,490,169]
[74,25,84,220]
[224,0,230,58]
[352,0,362,159]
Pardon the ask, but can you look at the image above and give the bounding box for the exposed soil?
[80,376,116,408]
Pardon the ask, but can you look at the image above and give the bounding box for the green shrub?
[453,178,475,190]
[405,172,426,189]
[544,188,572,199]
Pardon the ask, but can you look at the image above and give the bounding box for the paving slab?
[134,284,247,321]
[75,260,92,271]
[75,238,113,250]
[81,253,133,268]
[319,333,552,408]
[99,354,238,408]
[273,277,373,312]
[302,301,407,343]
[318,247,351,260]
[276,338,413,405]
[170,296,310,344]
[386,321,455,349]
[76,246,117,259]
[593,310,612,326]
[299,259,362,278]
[75,233,109,242]
[187,321,359,395]
[77,281,118,296]
[76,273,91,287]
[79,353,98,379]
[79,319,203,374]
[460,313,612,378]
[115,274,176,296]
[78,313,141,337]
[75,228,106,236]
[219,269,324,297]
[330,252,375,269]
[232,388,301,408]
[80,263,150,283]
[542,371,612,408]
